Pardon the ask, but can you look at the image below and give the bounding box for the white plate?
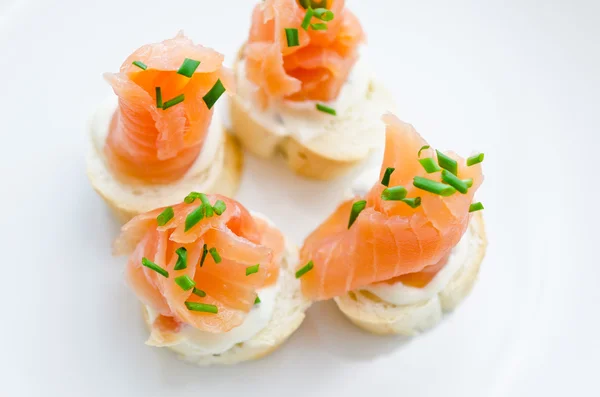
[1,0,598,396]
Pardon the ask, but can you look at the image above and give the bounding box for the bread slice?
[334,212,487,336]
[86,105,243,223]
[229,45,395,180]
[141,242,311,365]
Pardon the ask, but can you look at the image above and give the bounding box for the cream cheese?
[362,225,475,306]
[235,54,386,146]
[145,279,281,356]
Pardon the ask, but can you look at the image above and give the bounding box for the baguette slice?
[335,212,487,336]
[230,45,395,180]
[141,241,311,365]
[86,103,243,223]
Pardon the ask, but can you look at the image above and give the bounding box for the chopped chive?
[197,193,210,205]
[192,287,206,297]
[199,244,208,267]
[316,103,336,115]
[156,206,174,226]
[174,275,196,291]
[301,7,314,30]
[184,205,205,232]
[185,301,218,313]
[295,260,314,279]
[419,158,442,174]
[348,200,367,229]
[141,257,169,278]
[285,28,300,47]
[467,153,485,166]
[132,60,147,70]
[381,167,395,187]
[441,169,469,194]
[402,197,422,208]
[413,176,456,196]
[313,8,334,21]
[173,247,188,270]
[469,202,484,212]
[155,87,163,108]
[204,204,214,218]
[418,145,430,158]
[310,23,328,30]
[184,191,202,204]
[381,186,408,201]
[202,79,226,110]
[246,264,260,276]
[213,200,226,215]
[177,58,201,78]
[162,94,185,110]
[436,150,458,175]
[464,178,473,188]
[254,296,261,304]
[209,247,222,264]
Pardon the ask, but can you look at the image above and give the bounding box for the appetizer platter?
[4,0,594,396]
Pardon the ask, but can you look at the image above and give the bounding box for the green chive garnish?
[441,169,469,194]
[156,206,174,226]
[413,176,456,196]
[174,275,196,291]
[467,153,485,166]
[419,158,442,174]
[173,247,188,270]
[402,197,422,208]
[246,264,260,276]
[203,79,226,110]
[254,296,261,304]
[313,8,334,21]
[184,205,205,232]
[348,200,367,229]
[295,260,314,279]
[177,58,201,78]
[185,302,218,313]
[184,191,202,204]
[418,145,430,158]
[132,60,147,70]
[155,87,163,108]
[192,287,206,297]
[142,257,169,278]
[285,28,300,47]
[469,202,484,212]
[464,178,473,188]
[213,200,226,215]
[381,186,408,201]
[162,94,185,110]
[316,103,336,115]
[311,23,328,30]
[205,204,214,218]
[301,7,314,30]
[199,244,208,267]
[381,167,395,187]
[209,247,221,264]
[436,150,458,175]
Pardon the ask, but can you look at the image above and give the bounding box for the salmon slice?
[245,0,365,104]
[104,32,235,184]
[115,194,283,333]
[298,114,484,300]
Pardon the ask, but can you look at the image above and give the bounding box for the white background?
[1,0,598,396]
